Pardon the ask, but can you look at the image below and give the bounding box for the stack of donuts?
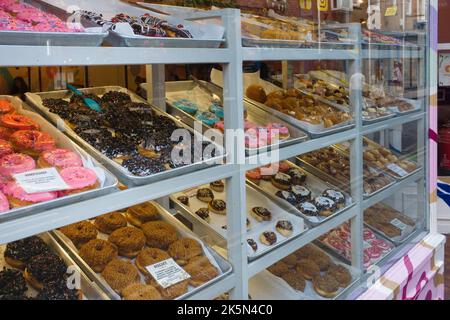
[0,99,99,213]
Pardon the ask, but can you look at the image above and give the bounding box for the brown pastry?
[126,202,160,227]
[196,188,214,202]
[312,274,340,298]
[259,232,277,246]
[310,251,332,271]
[79,239,118,273]
[195,208,210,222]
[267,261,290,277]
[281,253,298,268]
[247,239,258,252]
[276,220,293,237]
[281,270,306,292]
[94,212,127,234]
[271,172,292,190]
[101,259,140,294]
[294,244,317,259]
[59,221,98,249]
[135,248,170,275]
[177,196,190,206]
[210,180,224,192]
[146,277,189,300]
[327,264,352,288]
[250,207,272,222]
[167,238,203,266]
[122,283,162,300]
[246,85,267,104]
[208,199,226,215]
[296,259,320,280]
[183,256,219,287]
[108,227,146,258]
[141,221,178,250]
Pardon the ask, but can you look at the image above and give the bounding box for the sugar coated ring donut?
[141,221,178,250]
[79,239,118,273]
[10,130,56,155]
[59,221,98,248]
[0,153,36,177]
[1,114,40,131]
[122,283,162,300]
[94,212,127,234]
[108,227,146,258]
[167,238,203,266]
[38,148,83,170]
[183,256,219,287]
[146,277,189,300]
[135,248,170,275]
[101,259,140,294]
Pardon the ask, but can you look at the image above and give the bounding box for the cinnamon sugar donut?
[59,221,98,249]
[267,261,290,277]
[101,259,140,294]
[135,248,170,275]
[79,239,118,273]
[310,251,332,272]
[281,253,298,268]
[281,270,306,292]
[167,238,203,266]
[296,259,320,280]
[94,212,127,234]
[146,277,189,300]
[126,202,160,227]
[183,256,219,287]
[327,264,352,288]
[141,221,178,250]
[108,227,146,258]
[312,274,340,298]
[122,283,162,300]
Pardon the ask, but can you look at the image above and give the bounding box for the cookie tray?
[248,244,359,300]
[0,0,108,46]
[163,80,308,156]
[170,184,308,261]
[247,161,354,227]
[295,147,396,200]
[25,86,225,187]
[50,201,232,300]
[0,96,119,224]
[0,232,110,300]
[243,79,355,138]
[363,203,417,246]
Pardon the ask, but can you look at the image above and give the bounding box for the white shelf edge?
[361,112,426,135]
[243,47,359,61]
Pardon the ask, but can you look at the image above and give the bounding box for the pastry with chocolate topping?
[298,202,319,216]
[24,253,68,290]
[36,280,82,300]
[208,199,226,215]
[4,236,50,270]
[250,207,272,222]
[286,168,307,185]
[195,208,210,222]
[247,239,258,252]
[210,180,224,192]
[290,185,312,202]
[276,190,298,206]
[196,188,214,203]
[177,196,189,206]
[259,232,277,246]
[271,172,292,190]
[322,189,345,208]
[0,268,27,300]
[276,220,293,237]
[314,196,337,217]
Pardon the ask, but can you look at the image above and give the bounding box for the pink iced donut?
[0,174,10,191]
[38,149,83,170]
[0,153,36,177]
[3,181,57,207]
[0,191,10,213]
[363,229,376,241]
[366,246,382,260]
[60,167,98,195]
[266,123,290,138]
[0,139,13,158]
[370,239,392,252]
[363,251,371,268]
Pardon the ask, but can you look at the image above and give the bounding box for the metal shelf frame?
[0,7,431,300]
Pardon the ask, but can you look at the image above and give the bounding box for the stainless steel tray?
[243,80,355,138]
[105,30,224,48]
[0,96,118,224]
[247,161,354,227]
[295,148,396,199]
[385,97,423,116]
[0,0,108,46]
[171,184,308,261]
[51,202,232,300]
[0,233,110,300]
[26,86,225,187]
[362,112,396,125]
[164,80,308,156]
[248,244,359,300]
[242,37,355,49]
[295,87,351,113]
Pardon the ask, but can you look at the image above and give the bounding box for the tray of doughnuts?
[0,96,118,223]
[163,80,308,156]
[0,232,109,300]
[248,243,358,300]
[25,86,225,187]
[246,160,354,227]
[364,203,417,246]
[50,201,232,300]
[243,79,354,138]
[170,183,307,261]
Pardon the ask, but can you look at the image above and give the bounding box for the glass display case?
[0,0,444,300]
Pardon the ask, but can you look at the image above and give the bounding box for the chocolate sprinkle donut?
[36,280,80,300]
[26,253,67,285]
[0,268,27,299]
[4,236,50,267]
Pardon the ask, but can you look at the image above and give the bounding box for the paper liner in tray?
[243,78,354,138]
[25,86,225,187]
[0,96,118,223]
[247,161,354,227]
[248,244,359,300]
[171,184,307,261]
[0,232,109,300]
[50,201,231,300]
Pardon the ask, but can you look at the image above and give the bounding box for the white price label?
[146,258,191,289]
[13,168,70,194]
[386,163,408,177]
[390,218,407,231]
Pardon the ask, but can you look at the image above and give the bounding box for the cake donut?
[195,208,210,222]
[276,190,298,206]
[94,212,127,234]
[296,259,320,280]
[0,114,40,131]
[0,100,14,114]
[0,191,10,213]
[310,251,332,271]
[312,274,340,298]
[0,268,27,300]
[286,168,307,185]
[267,261,290,277]
[59,167,99,195]
[314,197,337,217]
[122,283,162,300]
[281,270,306,292]
[10,130,56,157]
[298,202,319,217]
[290,185,311,202]
[210,180,224,192]
[125,202,160,227]
[37,149,83,171]
[135,248,170,275]
[196,188,214,202]
[108,227,146,258]
[0,153,36,177]
[327,264,352,288]
[260,231,277,246]
[250,207,272,222]
[208,199,226,215]
[141,221,178,250]
[183,256,219,287]
[101,259,140,294]
[3,182,57,208]
[322,189,345,208]
[59,221,98,249]
[79,239,118,273]
[24,253,67,290]
[177,196,189,206]
[146,278,189,300]
[0,139,13,158]
[276,220,293,237]
[271,172,292,190]
[168,238,203,266]
[4,236,50,270]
